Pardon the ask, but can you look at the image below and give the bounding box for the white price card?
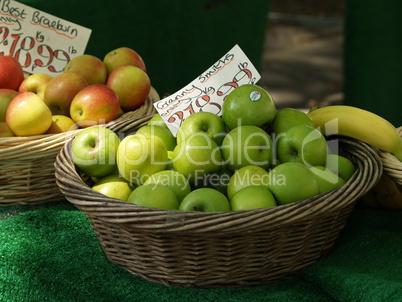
[0,0,91,75]
[153,44,261,136]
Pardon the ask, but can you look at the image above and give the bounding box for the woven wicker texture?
[378,126,402,186]
[55,115,382,288]
[0,87,159,206]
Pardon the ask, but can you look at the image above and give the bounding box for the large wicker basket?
[54,114,382,288]
[0,88,158,206]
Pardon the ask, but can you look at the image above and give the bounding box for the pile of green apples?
[71,84,356,212]
[0,47,150,137]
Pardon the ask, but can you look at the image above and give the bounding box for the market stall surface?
[0,203,401,301]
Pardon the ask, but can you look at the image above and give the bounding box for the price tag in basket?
[0,0,91,75]
[153,44,261,136]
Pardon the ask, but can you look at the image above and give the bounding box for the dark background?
[17,0,401,126]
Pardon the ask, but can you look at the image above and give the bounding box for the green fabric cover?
[344,0,402,127]
[18,0,270,98]
[0,204,401,302]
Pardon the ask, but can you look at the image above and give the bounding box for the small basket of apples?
[0,47,158,206]
[55,84,383,288]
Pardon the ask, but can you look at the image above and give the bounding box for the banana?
[308,105,402,161]
[359,172,402,210]
[358,189,383,209]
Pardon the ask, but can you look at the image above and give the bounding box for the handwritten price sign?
[154,44,261,136]
[0,0,91,75]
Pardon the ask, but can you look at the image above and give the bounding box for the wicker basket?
[54,114,382,288]
[378,126,402,186]
[0,87,159,206]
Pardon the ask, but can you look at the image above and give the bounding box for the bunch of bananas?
[308,105,402,210]
[358,172,402,210]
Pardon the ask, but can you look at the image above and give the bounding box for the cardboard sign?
[0,0,91,75]
[153,44,261,136]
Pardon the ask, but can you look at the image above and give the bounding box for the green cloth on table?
[0,204,401,302]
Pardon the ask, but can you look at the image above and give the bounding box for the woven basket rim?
[0,86,159,206]
[55,123,383,234]
[378,125,402,185]
[0,86,159,145]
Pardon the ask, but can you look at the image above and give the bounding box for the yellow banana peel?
[308,105,402,161]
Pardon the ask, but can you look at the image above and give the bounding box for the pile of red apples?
[0,47,150,137]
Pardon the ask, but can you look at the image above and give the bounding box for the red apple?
[6,92,52,136]
[0,56,24,91]
[70,84,120,127]
[107,65,151,112]
[64,54,108,85]
[44,72,88,116]
[103,46,147,75]
[0,89,19,122]
[18,73,53,99]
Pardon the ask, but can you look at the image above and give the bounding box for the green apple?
[310,166,346,194]
[326,154,356,182]
[0,121,14,137]
[166,150,174,170]
[5,92,52,136]
[200,163,233,196]
[176,111,227,146]
[148,113,167,128]
[267,162,320,205]
[64,54,107,85]
[71,126,120,177]
[172,133,222,185]
[127,183,179,210]
[117,133,168,185]
[277,125,328,167]
[103,46,147,75]
[136,124,177,151]
[0,89,18,122]
[222,84,276,130]
[144,170,191,202]
[179,188,231,212]
[44,72,88,116]
[92,174,134,201]
[230,186,277,210]
[271,107,315,137]
[221,125,273,171]
[227,165,270,200]
[70,84,120,127]
[107,65,151,112]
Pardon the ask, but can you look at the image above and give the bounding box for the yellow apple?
[92,174,134,201]
[6,92,52,136]
[18,73,53,100]
[45,115,78,134]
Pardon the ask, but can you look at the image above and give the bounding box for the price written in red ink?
[0,0,91,75]
[154,44,261,136]
[166,62,257,128]
[0,26,77,73]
